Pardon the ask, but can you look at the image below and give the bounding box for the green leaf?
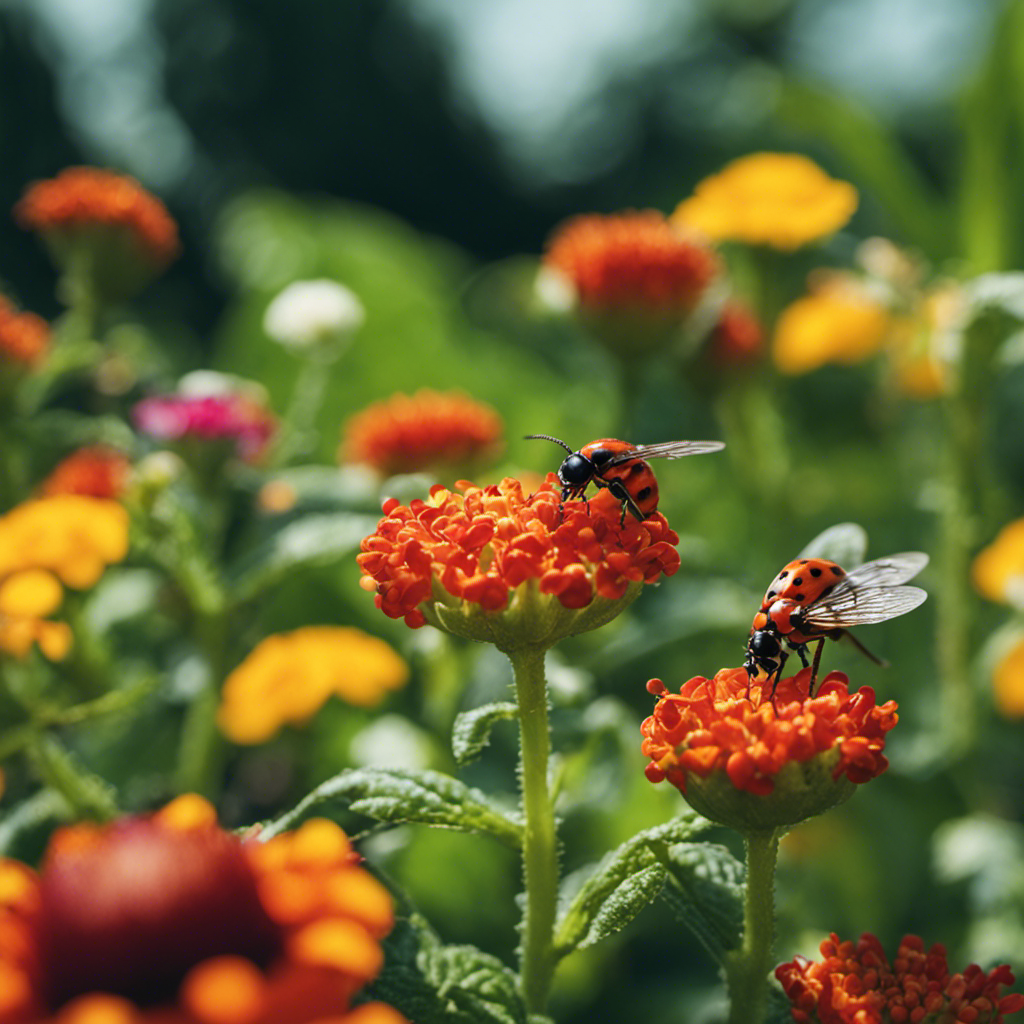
[228,511,379,604]
[0,790,69,857]
[798,522,868,568]
[260,767,523,849]
[452,702,518,766]
[367,912,532,1024]
[660,842,745,965]
[553,813,711,957]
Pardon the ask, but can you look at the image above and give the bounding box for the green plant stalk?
[274,351,336,465]
[26,732,118,821]
[724,828,781,1024]
[509,643,559,1014]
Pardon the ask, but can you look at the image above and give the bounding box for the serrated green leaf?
[553,813,711,957]
[452,702,518,766]
[799,523,868,568]
[367,913,530,1024]
[228,511,379,603]
[0,790,69,857]
[260,767,523,848]
[661,842,745,965]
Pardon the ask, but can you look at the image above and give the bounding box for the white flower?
[263,279,366,350]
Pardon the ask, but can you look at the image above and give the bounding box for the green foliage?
[452,702,519,766]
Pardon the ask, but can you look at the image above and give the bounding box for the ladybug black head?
[744,628,783,678]
[558,452,594,487]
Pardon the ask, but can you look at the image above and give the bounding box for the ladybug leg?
[808,637,826,696]
[768,648,789,706]
[795,643,810,669]
[604,478,644,525]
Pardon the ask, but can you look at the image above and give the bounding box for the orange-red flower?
[341,390,503,477]
[776,932,1024,1024]
[0,296,50,368]
[16,167,179,271]
[543,211,719,315]
[357,477,680,646]
[0,795,407,1024]
[708,299,763,367]
[642,667,897,829]
[39,448,130,500]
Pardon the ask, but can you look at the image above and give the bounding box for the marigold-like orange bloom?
[674,153,857,250]
[973,519,1024,606]
[774,288,891,375]
[0,796,408,1024]
[776,932,1024,1024]
[341,390,503,477]
[0,296,50,368]
[40,447,131,500]
[16,167,179,271]
[218,627,409,744]
[357,477,680,642]
[0,496,129,659]
[543,210,719,314]
[708,299,763,366]
[642,667,897,829]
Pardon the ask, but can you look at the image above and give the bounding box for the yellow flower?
[773,286,892,374]
[993,637,1024,718]
[0,497,128,660]
[973,520,1024,605]
[673,152,858,250]
[217,627,409,744]
[887,286,959,400]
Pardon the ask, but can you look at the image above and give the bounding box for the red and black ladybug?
[744,552,928,697]
[525,435,725,524]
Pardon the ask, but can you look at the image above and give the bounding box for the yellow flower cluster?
[217,626,409,744]
[673,153,858,251]
[0,496,129,659]
[973,520,1024,607]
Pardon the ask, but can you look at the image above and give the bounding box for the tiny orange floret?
[0,296,50,368]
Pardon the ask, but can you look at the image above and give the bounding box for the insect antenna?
[841,629,889,668]
[524,434,574,454]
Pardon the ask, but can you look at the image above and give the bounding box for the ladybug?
[744,551,929,698]
[525,435,725,524]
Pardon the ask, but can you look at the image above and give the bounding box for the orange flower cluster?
[40,448,131,500]
[341,390,503,477]
[0,296,50,368]
[776,932,1024,1024]
[543,211,719,313]
[358,477,680,630]
[642,667,897,796]
[16,167,179,270]
[0,795,407,1024]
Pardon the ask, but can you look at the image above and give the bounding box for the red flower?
[641,667,897,829]
[40,448,130,500]
[0,296,50,368]
[709,299,764,367]
[16,167,179,271]
[0,795,407,1024]
[544,211,719,314]
[776,932,1024,1024]
[341,390,503,477]
[357,477,680,644]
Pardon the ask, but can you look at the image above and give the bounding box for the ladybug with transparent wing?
[525,435,725,524]
[744,551,929,699]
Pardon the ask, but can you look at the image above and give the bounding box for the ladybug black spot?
[767,590,776,599]
[628,462,645,476]
[831,566,844,576]
[800,559,808,564]
[792,577,803,586]
[819,584,834,599]
[793,593,805,601]
[779,570,789,579]
[636,486,652,502]
[810,567,822,577]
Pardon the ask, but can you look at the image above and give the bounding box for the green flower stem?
[724,828,781,1024]
[26,732,118,822]
[509,643,559,1015]
[274,352,336,465]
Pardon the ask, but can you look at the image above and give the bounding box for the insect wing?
[606,439,725,466]
[800,585,928,629]
[837,551,929,589]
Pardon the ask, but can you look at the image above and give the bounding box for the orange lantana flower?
[776,932,1024,1024]
[341,390,503,477]
[16,167,179,270]
[40,447,131,500]
[642,667,897,829]
[358,477,680,646]
[0,296,50,368]
[673,153,857,250]
[543,211,719,315]
[0,796,407,1024]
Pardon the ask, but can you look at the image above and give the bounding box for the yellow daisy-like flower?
[217,627,409,744]
[0,496,129,659]
[773,286,892,375]
[973,520,1024,606]
[993,637,1024,719]
[673,152,858,251]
